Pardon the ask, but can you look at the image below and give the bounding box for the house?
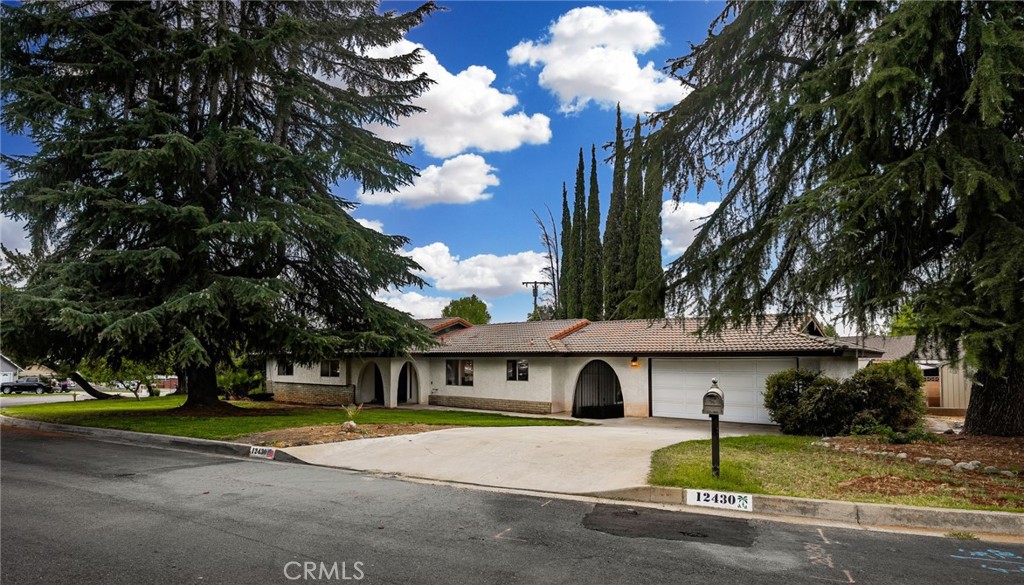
[839,335,972,413]
[266,316,878,425]
[0,354,22,385]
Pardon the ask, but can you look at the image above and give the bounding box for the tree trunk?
[69,371,121,400]
[170,366,188,395]
[963,358,1024,437]
[181,362,221,408]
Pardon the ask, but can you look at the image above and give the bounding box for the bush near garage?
[763,361,926,436]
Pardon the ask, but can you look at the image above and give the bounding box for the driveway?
[285,418,775,494]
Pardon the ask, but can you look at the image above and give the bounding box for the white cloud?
[354,218,384,233]
[662,200,720,256]
[1,216,29,251]
[406,242,546,297]
[358,154,498,208]
[376,290,452,319]
[368,40,551,158]
[508,6,688,114]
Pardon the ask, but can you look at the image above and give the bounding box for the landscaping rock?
[916,457,934,465]
[811,441,829,448]
[935,458,955,466]
[954,462,978,472]
[896,452,908,459]
[970,460,982,466]
[1000,471,1017,478]
[983,466,1000,474]
[341,421,358,432]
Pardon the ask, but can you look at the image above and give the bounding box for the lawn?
[649,435,1024,512]
[0,396,581,441]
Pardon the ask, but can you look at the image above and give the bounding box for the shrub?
[796,376,862,436]
[763,368,819,434]
[847,360,926,431]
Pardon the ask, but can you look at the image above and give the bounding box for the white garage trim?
[650,358,797,424]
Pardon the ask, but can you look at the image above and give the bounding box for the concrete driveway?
[285,418,775,494]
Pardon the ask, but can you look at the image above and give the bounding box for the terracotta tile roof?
[421,319,589,355]
[418,317,472,332]
[562,318,866,355]
[414,317,877,357]
[838,335,941,361]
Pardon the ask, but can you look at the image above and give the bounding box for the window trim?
[320,359,341,378]
[445,359,474,386]
[506,359,529,382]
[276,360,294,376]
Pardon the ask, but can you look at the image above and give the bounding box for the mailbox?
[702,378,725,416]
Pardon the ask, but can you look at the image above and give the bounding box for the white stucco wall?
[554,356,649,417]
[424,356,556,404]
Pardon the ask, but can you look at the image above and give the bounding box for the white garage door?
[651,358,796,424]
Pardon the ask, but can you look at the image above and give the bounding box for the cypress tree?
[603,105,628,318]
[615,115,644,317]
[557,183,572,319]
[565,149,587,318]
[582,145,603,320]
[0,1,438,407]
[634,143,665,318]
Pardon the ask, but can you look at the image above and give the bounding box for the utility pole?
[522,281,551,318]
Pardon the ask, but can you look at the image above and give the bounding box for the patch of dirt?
[233,423,460,448]
[827,434,1024,472]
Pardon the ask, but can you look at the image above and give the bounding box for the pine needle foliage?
[650,1,1024,435]
[582,145,603,320]
[0,1,440,406]
[603,104,628,318]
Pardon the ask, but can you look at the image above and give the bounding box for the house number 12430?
[685,489,753,512]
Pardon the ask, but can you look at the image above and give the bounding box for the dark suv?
[1,377,55,395]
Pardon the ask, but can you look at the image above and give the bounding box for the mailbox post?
[702,379,725,478]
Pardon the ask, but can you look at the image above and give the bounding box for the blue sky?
[1,1,729,323]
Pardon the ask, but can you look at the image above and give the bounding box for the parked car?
[1,376,55,395]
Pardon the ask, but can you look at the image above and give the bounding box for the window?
[445,359,474,386]
[506,359,529,381]
[276,361,294,376]
[320,359,341,377]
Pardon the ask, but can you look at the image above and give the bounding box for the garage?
[650,358,796,424]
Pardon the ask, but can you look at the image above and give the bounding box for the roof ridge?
[549,319,591,340]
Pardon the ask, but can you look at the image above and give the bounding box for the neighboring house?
[20,364,58,378]
[0,354,22,384]
[838,335,972,411]
[267,316,878,425]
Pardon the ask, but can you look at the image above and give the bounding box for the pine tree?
[603,105,628,318]
[557,183,572,319]
[0,1,438,407]
[633,143,665,318]
[650,1,1024,436]
[615,116,644,317]
[566,149,587,318]
[582,145,603,320]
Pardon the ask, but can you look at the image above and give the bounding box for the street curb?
[584,485,1024,537]
[0,415,306,465]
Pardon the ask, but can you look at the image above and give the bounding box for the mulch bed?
[827,434,1024,472]
[233,423,460,448]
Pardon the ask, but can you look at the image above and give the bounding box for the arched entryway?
[357,363,385,405]
[572,360,624,419]
[397,362,419,404]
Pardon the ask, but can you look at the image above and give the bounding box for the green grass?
[0,396,581,441]
[650,435,1024,512]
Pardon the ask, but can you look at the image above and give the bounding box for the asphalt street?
[1,426,1021,585]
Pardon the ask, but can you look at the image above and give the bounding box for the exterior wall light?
[630,356,640,368]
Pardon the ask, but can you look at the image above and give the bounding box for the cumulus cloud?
[662,200,720,256]
[376,290,453,319]
[508,6,688,114]
[354,218,384,233]
[358,154,499,208]
[1,216,28,251]
[368,40,551,158]
[405,242,546,297]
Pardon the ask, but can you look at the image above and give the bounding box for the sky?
[0,1,730,324]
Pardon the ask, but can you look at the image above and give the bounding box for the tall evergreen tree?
[633,143,665,318]
[603,105,628,318]
[557,183,572,319]
[615,116,645,317]
[650,1,1024,436]
[582,145,603,320]
[566,148,587,318]
[0,1,438,408]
